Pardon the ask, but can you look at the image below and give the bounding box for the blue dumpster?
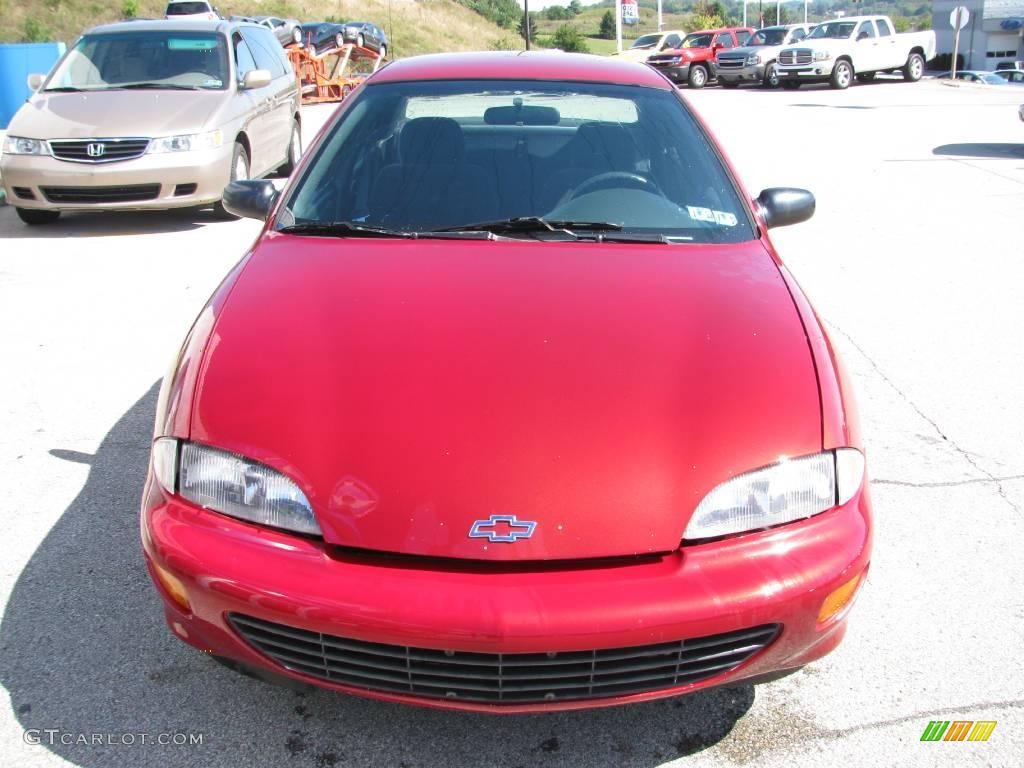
[0,42,67,129]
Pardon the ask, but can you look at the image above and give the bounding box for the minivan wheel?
[16,208,61,225]
[213,143,250,220]
[278,120,302,176]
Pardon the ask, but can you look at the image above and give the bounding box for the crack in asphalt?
[871,474,1024,489]
[826,323,1022,515]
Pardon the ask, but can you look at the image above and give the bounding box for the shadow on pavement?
[1,384,755,768]
[933,142,1024,159]
[0,205,232,238]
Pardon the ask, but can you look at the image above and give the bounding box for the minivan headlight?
[3,136,49,155]
[151,438,321,536]
[683,449,865,541]
[148,129,223,154]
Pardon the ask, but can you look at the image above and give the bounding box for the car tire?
[856,72,876,83]
[903,52,924,82]
[278,120,302,176]
[688,65,708,88]
[334,33,344,49]
[291,27,301,44]
[357,33,365,49]
[213,142,250,220]
[16,207,60,226]
[379,44,387,59]
[763,63,780,89]
[781,80,800,90]
[830,59,853,89]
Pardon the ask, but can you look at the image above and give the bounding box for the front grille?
[49,138,150,164]
[40,184,161,204]
[716,57,745,69]
[779,49,812,66]
[229,613,779,705]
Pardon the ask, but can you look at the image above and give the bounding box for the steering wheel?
[568,171,659,201]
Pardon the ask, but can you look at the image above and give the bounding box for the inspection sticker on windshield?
[687,206,737,227]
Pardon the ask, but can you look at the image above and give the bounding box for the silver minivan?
[0,19,300,224]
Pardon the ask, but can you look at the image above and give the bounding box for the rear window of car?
[166,2,213,13]
[281,79,755,244]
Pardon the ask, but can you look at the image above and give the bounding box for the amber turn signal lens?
[153,562,192,613]
[817,571,865,625]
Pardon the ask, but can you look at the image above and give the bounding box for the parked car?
[0,19,301,225]
[340,21,388,56]
[164,0,219,21]
[714,24,814,88]
[252,16,303,46]
[935,70,1007,84]
[297,22,346,54]
[991,68,1024,84]
[646,27,755,88]
[776,15,935,90]
[611,30,687,63]
[142,51,871,712]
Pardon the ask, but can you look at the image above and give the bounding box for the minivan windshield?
[281,80,754,244]
[45,31,229,91]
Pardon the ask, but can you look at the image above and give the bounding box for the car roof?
[86,19,256,34]
[371,51,673,89]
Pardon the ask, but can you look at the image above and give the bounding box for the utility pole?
[524,0,530,51]
[658,0,663,32]
[616,0,622,54]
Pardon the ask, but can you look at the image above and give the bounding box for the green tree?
[569,0,583,15]
[518,12,536,42]
[599,10,616,40]
[122,0,140,18]
[553,24,590,53]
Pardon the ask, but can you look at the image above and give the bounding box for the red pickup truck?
[646,27,755,88]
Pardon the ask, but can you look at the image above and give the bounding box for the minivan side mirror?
[240,69,272,90]
[222,179,279,220]
[27,73,45,91]
[757,188,815,229]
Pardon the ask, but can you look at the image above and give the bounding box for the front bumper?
[141,476,872,712]
[647,62,691,83]
[777,63,835,83]
[0,144,233,211]
[715,63,766,83]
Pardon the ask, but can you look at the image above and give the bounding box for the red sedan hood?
[190,237,821,560]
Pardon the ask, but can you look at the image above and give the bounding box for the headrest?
[399,117,464,164]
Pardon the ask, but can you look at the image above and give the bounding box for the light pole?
[524,0,530,51]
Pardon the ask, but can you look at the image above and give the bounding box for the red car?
[141,51,871,712]
[647,27,756,87]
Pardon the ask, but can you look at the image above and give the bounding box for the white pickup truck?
[776,15,935,90]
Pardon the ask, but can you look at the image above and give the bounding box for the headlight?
[148,129,223,154]
[746,53,761,65]
[813,50,832,61]
[151,438,321,536]
[683,449,865,541]
[3,136,49,155]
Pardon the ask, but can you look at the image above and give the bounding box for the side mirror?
[27,73,45,91]
[757,188,815,230]
[240,69,272,90]
[222,179,279,220]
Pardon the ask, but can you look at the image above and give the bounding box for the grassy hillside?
[0,0,522,55]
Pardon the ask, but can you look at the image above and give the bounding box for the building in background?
[932,0,1024,69]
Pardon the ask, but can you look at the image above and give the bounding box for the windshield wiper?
[115,83,202,91]
[278,221,415,238]
[43,86,84,92]
[435,217,622,236]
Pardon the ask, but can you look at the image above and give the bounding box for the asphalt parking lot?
[1,80,1023,768]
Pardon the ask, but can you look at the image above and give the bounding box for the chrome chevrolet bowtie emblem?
[468,515,536,543]
[86,142,105,157]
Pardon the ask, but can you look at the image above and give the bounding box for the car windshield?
[682,33,714,48]
[978,73,1005,84]
[631,34,661,49]
[280,79,754,244]
[807,22,856,39]
[748,28,788,46]
[45,31,229,91]
[166,2,211,14]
